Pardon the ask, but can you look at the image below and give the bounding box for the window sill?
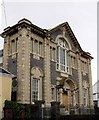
[31,52,44,58]
[56,69,70,77]
[50,59,56,62]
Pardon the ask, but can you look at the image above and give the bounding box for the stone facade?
[0,18,94,114]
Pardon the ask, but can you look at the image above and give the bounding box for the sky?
[0,0,97,85]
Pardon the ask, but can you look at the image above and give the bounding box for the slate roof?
[0,67,11,74]
[0,67,15,78]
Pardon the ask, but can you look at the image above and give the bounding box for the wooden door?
[62,91,68,108]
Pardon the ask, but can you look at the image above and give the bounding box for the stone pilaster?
[68,90,71,110]
[68,52,71,74]
[44,38,51,107]
[59,88,63,105]
[73,91,76,106]
[87,59,94,107]
[3,36,10,70]
[17,28,30,103]
[76,52,83,106]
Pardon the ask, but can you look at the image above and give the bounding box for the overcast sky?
[0,0,97,85]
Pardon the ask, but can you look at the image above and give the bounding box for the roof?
[0,67,15,77]
[49,22,93,59]
[93,80,99,87]
[0,18,93,59]
[0,18,47,38]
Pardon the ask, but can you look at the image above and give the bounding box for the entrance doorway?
[61,79,75,109]
[62,91,68,109]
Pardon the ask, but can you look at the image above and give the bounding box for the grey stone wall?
[30,54,44,72]
[65,32,76,51]
[50,28,76,51]
[71,68,78,83]
[8,55,17,76]
[30,54,44,100]
[50,29,63,40]
[50,61,57,85]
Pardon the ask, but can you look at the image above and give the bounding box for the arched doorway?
[62,82,70,109]
[61,79,76,110]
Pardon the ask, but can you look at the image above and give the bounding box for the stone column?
[44,37,51,107]
[68,51,71,74]
[17,28,30,103]
[68,90,71,110]
[73,91,76,106]
[3,36,10,70]
[59,88,63,105]
[76,52,83,106]
[87,59,94,107]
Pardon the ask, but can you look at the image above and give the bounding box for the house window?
[31,78,39,102]
[57,38,68,72]
[81,60,87,73]
[71,56,76,68]
[75,91,79,105]
[34,40,43,56]
[10,38,18,55]
[16,37,18,53]
[52,48,55,61]
[83,88,87,106]
[34,40,38,54]
[11,39,16,54]
[30,37,33,53]
[50,46,56,61]
[39,41,42,56]
[52,88,54,100]
[50,46,52,60]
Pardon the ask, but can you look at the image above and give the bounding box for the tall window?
[10,38,18,55]
[30,37,33,53]
[34,40,38,54]
[50,46,55,61]
[16,37,18,53]
[83,88,87,106]
[51,88,56,100]
[31,78,39,102]
[39,41,42,55]
[34,39,43,56]
[11,39,16,54]
[57,38,68,72]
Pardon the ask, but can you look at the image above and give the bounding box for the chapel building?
[0,18,94,114]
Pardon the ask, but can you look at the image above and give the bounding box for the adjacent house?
[93,80,99,107]
[0,67,12,119]
[0,18,94,114]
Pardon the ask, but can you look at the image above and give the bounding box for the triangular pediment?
[48,22,93,59]
[48,22,82,51]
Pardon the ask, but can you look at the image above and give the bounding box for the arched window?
[31,67,43,103]
[57,38,69,72]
